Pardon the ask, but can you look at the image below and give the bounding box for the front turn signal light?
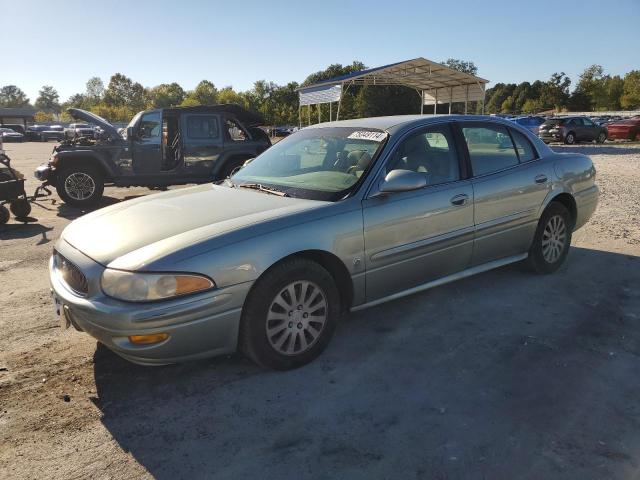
[129,333,169,345]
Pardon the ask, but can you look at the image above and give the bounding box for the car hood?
[61,184,328,267]
[67,108,120,138]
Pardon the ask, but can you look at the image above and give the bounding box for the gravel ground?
[1,141,639,479]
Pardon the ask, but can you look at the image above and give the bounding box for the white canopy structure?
[297,57,489,124]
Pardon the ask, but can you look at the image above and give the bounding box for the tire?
[564,132,576,145]
[9,198,31,219]
[239,258,341,370]
[526,202,572,274]
[596,132,607,144]
[55,165,104,208]
[219,157,249,179]
[0,205,9,225]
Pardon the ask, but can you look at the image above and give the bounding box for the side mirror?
[126,126,135,141]
[376,169,427,195]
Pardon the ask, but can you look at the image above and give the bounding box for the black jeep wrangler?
[35,105,271,207]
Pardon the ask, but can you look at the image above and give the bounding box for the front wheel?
[55,165,104,208]
[526,202,572,274]
[240,258,341,370]
[596,132,607,144]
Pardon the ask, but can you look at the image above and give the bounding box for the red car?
[606,116,640,141]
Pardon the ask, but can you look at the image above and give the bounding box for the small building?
[0,107,36,132]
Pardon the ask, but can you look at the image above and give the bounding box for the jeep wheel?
[56,165,104,208]
[0,205,9,225]
[219,157,249,179]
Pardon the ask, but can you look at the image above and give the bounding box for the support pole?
[308,105,311,126]
[481,83,486,115]
[434,89,438,115]
[298,105,302,128]
[318,103,321,124]
[464,85,469,114]
[420,90,424,114]
[336,82,344,121]
[329,102,332,122]
[449,87,453,114]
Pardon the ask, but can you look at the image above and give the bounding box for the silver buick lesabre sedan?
[50,115,598,369]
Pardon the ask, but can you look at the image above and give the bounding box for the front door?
[132,110,162,174]
[181,113,223,179]
[459,122,552,265]
[362,123,474,301]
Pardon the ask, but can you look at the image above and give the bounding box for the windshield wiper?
[237,183,289,197]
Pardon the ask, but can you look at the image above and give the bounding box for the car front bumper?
[49,240,251,365]
[34,163,54,182]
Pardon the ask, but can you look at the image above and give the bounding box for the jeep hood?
[67,108,121,139]
[61,184,328,267]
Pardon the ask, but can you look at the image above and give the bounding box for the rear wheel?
[240,258,340,370]
[56,165,104,208]
[564,132,576,145]
[219,157,249,179]
[526,202,572,274]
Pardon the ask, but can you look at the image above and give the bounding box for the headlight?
[101,269,214,302]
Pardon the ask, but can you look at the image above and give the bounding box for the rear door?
[460,122,552,266]
[132,110,162,174]
[580,117,597,141]
[362,122,474,301]
[181,114,223,179]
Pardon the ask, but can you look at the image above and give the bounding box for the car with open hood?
[34,105,271,207]
[49,115,598,370]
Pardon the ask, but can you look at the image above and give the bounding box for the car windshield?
[230,126,387,201]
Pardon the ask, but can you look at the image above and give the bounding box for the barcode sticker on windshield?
[347,131,387,142]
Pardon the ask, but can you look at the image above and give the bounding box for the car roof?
[304,114,516,134]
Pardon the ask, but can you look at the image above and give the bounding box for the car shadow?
[55,195,144,220]
[551,144,640,155]
[92,246,640,479]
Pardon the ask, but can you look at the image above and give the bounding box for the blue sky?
[1,0,639,103]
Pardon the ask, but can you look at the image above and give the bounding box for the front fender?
[55,150,117,179]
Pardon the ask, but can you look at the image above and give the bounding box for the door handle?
[534,174,548,184]
[450,194,469,206]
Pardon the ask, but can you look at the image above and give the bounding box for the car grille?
[54,250,88,296]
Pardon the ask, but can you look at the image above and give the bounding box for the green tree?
[621,70,640,109]
[441,58,478,76]
[85,77,104,106]
[521,98,542,114]
[183,80,218,106]
[0,85,30,107]
[34,85,61,113]
[104,73,146,111]
[149,82,186,108]
[539,72,571,110]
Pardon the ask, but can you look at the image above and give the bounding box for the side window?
[462,124,519,176]
[582,118,594,126]
[186,115,219,139]
[138,111,161,142]
[510,129,537,162]
[387,125,460,186]
[226,118,248,142]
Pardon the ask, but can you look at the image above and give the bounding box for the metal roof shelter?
[297,57,489,124]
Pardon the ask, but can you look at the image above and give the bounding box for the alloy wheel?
[64,172,96,201]
[265,280,328,356]
[541,214,567,264]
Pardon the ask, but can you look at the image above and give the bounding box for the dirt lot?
[1,141,639,479]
